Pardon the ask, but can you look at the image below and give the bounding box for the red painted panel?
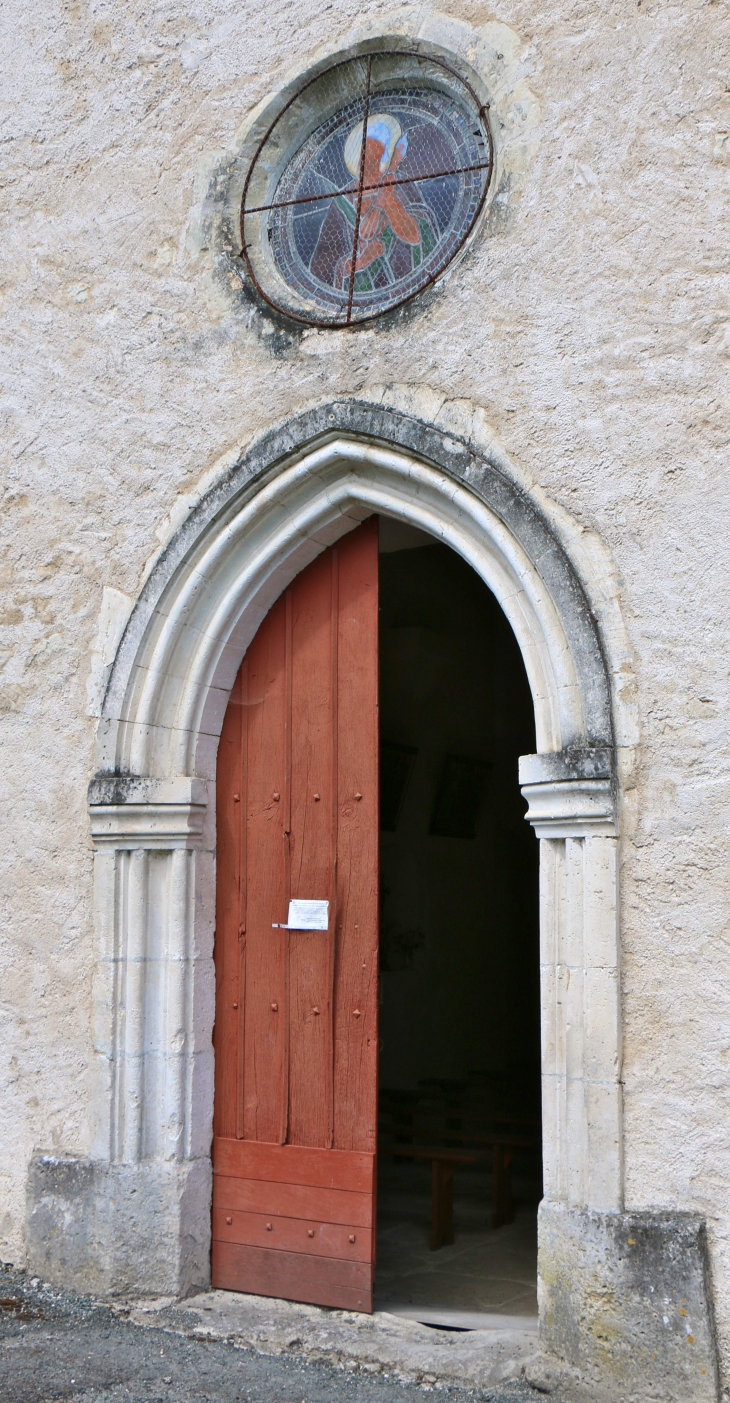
[213,666,243,1140]
[212,521,379,1309]
[288,551,335,1149]
[213,1138,374,1192]
[334,519,379,1152]
[212,1208,371,1261]
[242,598,289,1144]
[211,1241,373,1311]
[212,1175,374,1227]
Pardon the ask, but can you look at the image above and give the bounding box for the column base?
[537,1200,720,1402]
[25,1155,211,1298]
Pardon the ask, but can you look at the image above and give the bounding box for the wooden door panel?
[334,521,380,1152]
[288,551,336,1149]
[212,1174,374,1228]
[212,1209,372,1262]
[212,519,379,1311]
[242,600,289,1145]
[214,666,245,1141]
[211,1242,373,1311]
[213,1137,374,1191]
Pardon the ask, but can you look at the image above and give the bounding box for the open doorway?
[375,518,541,1328]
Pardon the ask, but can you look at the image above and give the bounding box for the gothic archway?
[80,401,622,1298]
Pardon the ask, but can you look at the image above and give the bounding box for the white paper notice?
[285,899,329,931]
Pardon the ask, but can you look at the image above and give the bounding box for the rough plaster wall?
[1,0,730,1374]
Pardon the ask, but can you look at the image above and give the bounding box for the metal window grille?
[240,51,494,327]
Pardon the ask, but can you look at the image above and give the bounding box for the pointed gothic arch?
[72,401,622,1298]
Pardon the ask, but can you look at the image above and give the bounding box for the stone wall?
[2,0,729,1390]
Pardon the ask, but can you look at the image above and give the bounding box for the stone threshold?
[114,1289,548,1392]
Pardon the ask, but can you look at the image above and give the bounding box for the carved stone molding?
[89,801,206,850]
[519,748,616,839]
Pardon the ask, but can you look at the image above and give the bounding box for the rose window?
[240,51,493,327]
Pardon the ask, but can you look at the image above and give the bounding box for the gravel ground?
[0,1267,550,1403]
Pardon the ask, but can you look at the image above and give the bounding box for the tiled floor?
[374,1159,539,1329]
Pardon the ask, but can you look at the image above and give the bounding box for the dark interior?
[374,517,542,1326]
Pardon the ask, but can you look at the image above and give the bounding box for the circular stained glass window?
[240,51,493,327]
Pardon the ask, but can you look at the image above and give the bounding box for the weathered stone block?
[26,1156,211,1299]
[537,1201,719,1402]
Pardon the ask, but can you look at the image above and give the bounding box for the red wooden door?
[212,518,379,1311]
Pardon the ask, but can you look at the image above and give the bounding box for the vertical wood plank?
[288,550,335,1148]
[242,595,289,1144]
[328,548,339,1150]
[214,667,243,1139]
[334,518,379,1153]
[236,658,248,1139]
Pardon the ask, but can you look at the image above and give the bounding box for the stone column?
[521,749,719,1403]
[519,747,621,1212]
[26,776,215,1298]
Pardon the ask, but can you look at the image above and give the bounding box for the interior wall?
[378,523,539,1097]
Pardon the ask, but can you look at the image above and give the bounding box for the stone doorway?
[32,401,638,1389]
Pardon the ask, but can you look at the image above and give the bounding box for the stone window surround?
[25,402,719,1400]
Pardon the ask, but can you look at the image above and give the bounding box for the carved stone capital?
[519,749,616,838]
[88,775,208,849]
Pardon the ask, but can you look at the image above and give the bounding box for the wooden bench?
[379,1144,476,1249]
[380,1128,536,1246]
[421,1129,535,1228]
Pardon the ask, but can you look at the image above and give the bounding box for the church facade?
[2,4,729,1400]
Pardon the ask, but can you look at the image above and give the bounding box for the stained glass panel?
[241,53,493,326]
